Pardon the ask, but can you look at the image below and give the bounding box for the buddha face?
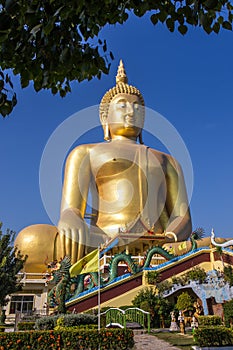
[107,93,144,139]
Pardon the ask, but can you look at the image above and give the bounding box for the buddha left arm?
[164,156,192,242]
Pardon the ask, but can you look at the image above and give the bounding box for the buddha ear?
[101,113,107,126]
[101,113,111,141]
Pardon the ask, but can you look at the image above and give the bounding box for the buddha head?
[99,60,145,143]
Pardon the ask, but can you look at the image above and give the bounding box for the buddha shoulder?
[65,143,96,164]
[149,148,181,172]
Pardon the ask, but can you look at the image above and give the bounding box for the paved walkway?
[133,331,182,350]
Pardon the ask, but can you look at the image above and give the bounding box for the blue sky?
[1,14,233,240]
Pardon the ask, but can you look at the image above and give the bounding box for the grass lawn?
[152,330,195,350]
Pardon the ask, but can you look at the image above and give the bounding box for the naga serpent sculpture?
[211,228,233,248]
[47,233,204,311]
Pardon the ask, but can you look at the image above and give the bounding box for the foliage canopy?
[223,265,233,286]
[176,291,194,312]
[132,286,172,327]
[0,0,233,117]
[223,299,233,327]
[0,222,27,309]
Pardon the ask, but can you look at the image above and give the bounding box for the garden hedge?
[193,326,233,347]
[0,328,134,349]
[34,313,97,330]
[223,299,233,327]
[17,322,35,331]
[197,315,222,326]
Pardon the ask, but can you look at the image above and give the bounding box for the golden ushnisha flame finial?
[116,59,128,84]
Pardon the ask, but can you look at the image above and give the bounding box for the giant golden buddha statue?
[15,61,192,271]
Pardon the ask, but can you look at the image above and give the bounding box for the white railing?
[17,272,48,285]
[17,254,166,282]
[99,254,165,268]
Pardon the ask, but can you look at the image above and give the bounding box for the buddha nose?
[126,102,134,116]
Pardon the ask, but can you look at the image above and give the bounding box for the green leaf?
[0,101,12,117]
[157,11,168,23]
[30,24,42,36]
[103,40,107,52]
[5,74,13,89]
[213,21,220,33]
[5,0,18,14]
[203,25,212,34]
[60,89,66,97]
[43,18,56,35]
[150,14,158,25]
[178,24,188,34]
[51,86,58,95]
[218,16,224,24]
[228,12,233,22]
[0,92,7,105]
[166,17,175,32]
[0,32,10,43]
[203,0,218,10]
[54,6,64,17]
[12,93,17,107]
[20,75,29,88]
[222,21,232,30]
[227,2,233,10]
[200,12,213,28]
[60,47,69,62]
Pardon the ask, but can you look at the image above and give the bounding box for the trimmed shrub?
[171,276,187,286]
[0,324,14,332]
[54,324,98,331]
[118,306,134,311]
[157,280,173,294]
[197,315,222,326]
[0,328,134,349]
[35,313,97,330]
[34,315,59,330]
[176,292,193,313]
[62,313,97,326]
[193,326,233,347]
[146,271,161,285]
[140,301,150,313]
[224,266,233,286]
[186,266,207,284]
[17,321,35,331]
[224,299,233,327]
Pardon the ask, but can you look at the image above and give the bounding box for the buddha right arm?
[61,145,91,215]
[58,145,91,263]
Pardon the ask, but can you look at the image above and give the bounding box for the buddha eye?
[115,98,127,109]
[134,103,139,110]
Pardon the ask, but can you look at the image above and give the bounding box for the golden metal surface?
[16,60,192,268]
[58,61,192,263]
[15,224,62,272]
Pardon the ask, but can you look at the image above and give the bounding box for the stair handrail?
[100,307,150,332]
